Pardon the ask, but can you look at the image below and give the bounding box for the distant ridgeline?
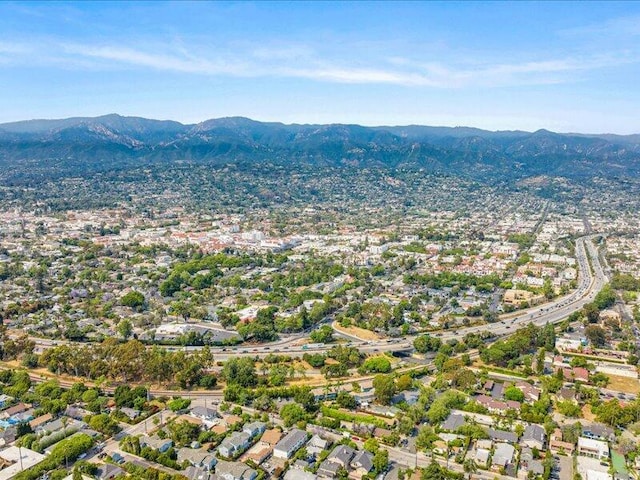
[0,114,638,180]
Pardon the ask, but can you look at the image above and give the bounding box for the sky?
[1,1,639,133]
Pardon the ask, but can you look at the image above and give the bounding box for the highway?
[18,235,607,362]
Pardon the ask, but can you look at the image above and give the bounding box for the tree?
[396,374,413,392]
[504,386,525,402]
[360,356,392,374]
[309,325,334,344]
[536,348,546,374]
[336,392,356,409]
[222,357,257,387]
[363,438,380,453]
[585,325,606,347]
[121,291,145,310]
[88,414,120,436]
[463,459,478,479]
[373,449,389,473]
[280,403,308,427]
[583,302,601,323]
[594,284,616,310]
[416,426,438,450]
[421,461,463,479]
[373,374,396,405]
[168,420,201,446]
[595,399,625,427]
[117,319,133,340]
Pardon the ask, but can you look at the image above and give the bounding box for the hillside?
[1,114,639,182]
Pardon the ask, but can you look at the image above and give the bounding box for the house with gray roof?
[521,424,546,450]
[317,445,355,478]
[140,434,173,453]
[215,460,258,480]
[177,447,217,471]
[242,421,266,439]
[441,413,466,432]
[492,443,515,470]
[183,465,214,480]
[190,406,219,427]
[284,470,318,480]
[273,428,308,459]
[218,431,251,458]
[488,428,518,444]
[350,450,374,477]
[95,464,125,480]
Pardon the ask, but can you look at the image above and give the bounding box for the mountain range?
[1,114,639,181]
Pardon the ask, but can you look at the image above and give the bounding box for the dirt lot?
[606,374,640,394]
[582,404,597,421]
[332,322,380,340]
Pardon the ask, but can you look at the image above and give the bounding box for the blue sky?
[1,1,639,133]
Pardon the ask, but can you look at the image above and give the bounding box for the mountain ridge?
[1,114,639,181]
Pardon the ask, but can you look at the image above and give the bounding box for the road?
[22,235,606,359]
[5,234,608,397]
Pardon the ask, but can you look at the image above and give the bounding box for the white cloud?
[1,37,638,89]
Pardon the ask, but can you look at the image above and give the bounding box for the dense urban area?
[2,119,640,480]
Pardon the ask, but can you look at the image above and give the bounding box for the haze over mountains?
[1,114,639,181]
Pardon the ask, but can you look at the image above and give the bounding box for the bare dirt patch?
[332,322,380,340]
[606,374,640,394]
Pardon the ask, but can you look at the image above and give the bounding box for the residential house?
[140,435,173,453]
[190,406,219,428]
[95,464,125,480]
[0,403,30,420]
[578,437,609,460]
[0,394,13,408]
[274,428,308,459]
[0,427,17,447]
[218,431,251,458]
[515,381,541,402]
[488,428,518,444]
[306,434,330,457]
[521,424,546,450]
[183,465,214,480]
[243,421,266,439]
[520,447,544,476]
[215,460,258,480]
[492,443,515,470]
[475,395,520,415]
[350,450,374,478]
[392,390,420,405]
[284,470,318,480]
[260,428,282,447]
[582,424,615,443]
[119,407,141,421]
[441,413,466,432]
[475,440,492,467]
[176,448,217,471]
[549,429,575,455]
[317,445,355,478]
[29,413,53,432]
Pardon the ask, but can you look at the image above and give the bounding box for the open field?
[332,322,380,341]
[606,374,640,394]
